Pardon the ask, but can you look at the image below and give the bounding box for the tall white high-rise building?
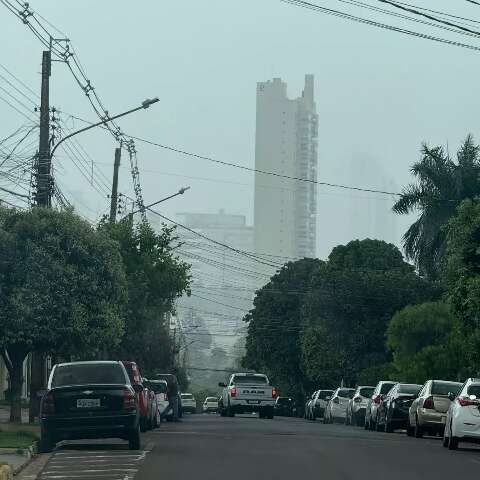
[254,75,318,259]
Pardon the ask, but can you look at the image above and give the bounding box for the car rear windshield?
[206,397,218,402]
[233,375,268,385]
[398,384,422,395]
[466,385,480,397]
[148,382,167,394]
[380,383,396,394]
[319,391,333,400]
[359,387,374,397]
[181,394,193,399]
[52,363,126,387]
[338,389,355,399]
[431,381,462,396]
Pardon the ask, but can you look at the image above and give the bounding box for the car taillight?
[272,387,278,398]
[373,395,381,405]
[41,392,55,415]
[354,396,362,403]
[423,396,435,409]
[230,386,237,397]
[123,388,136,410]
[458,396,480,407]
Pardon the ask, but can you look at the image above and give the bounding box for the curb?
[13,443,37,475]
[0,465,12,480]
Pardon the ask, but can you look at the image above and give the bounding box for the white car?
[324,388,355,424]
[181,393,197,414]
[145,379,169,419]
[443,378,480,450]
[346,385,375,426]
[203,397,219,413]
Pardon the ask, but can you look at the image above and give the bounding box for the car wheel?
[128,424,141,450]
[442,430,449,448]
[140,417,147,432]
[385,417,394,433]
[414,417,423,438]
[227,404,235,417]
[38,431,55,453]
[220,407,227,417]
[364,414,370,430]
[448,435,459,450]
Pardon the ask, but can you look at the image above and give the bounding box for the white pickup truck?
[219,373,277,419]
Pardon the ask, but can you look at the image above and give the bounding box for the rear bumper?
[41,412,138,441]
[418,410,447,430]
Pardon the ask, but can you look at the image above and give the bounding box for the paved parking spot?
[39,441,150,480]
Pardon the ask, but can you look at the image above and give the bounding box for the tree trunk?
[2,349,27,423]
[29,351,46,423]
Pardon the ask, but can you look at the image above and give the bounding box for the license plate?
[77,398,100,408]
[248,400,260,404]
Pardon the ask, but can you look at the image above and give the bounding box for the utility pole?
[109,147,121,223]
[29,50,51,423]
[35,50,52,207]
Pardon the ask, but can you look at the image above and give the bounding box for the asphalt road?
[138,414,480,480]
[38,414,480,479]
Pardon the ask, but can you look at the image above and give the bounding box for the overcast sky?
[1,0,480,259]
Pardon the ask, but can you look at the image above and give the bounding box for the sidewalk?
[0,406,39,477]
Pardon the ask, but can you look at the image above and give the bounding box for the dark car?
[39,361,143,453]
[377,383,422,432]
[275,397,296,417]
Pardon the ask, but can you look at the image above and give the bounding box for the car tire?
[220,408,227,417]
[414,417,423,438]
[38,432,55,453]
[385,417,394,433]
[140,417,148,433]
[442,431,449,448]
[128,424,141,451]
[448,435,459,450]
[227,404,235,417]
[364,415,369,430]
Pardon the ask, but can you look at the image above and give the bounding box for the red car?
[121,361,151,432]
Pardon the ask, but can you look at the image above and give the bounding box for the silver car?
[324,387,355,424]
[346,385,374,426]
[407,379,462,438]
[365,381,397,430]
[307,389,333,420]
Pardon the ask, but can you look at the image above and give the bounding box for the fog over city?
[2,0,479,258]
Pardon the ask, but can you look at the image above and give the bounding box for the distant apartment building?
[254,75,319,259]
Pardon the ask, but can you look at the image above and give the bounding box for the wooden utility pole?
[29,50,51,423]
[109,147,121,223]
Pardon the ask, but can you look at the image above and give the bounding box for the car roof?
[55,361,121,367]
[357,385,374,389]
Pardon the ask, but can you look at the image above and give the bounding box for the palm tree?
[393,135,480,279]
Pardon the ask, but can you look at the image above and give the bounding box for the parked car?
[181,393,197,413]
[121,361,151,431]
[275,397,296,417]
[307,390,333,420]
[376,383,422,432]
[323,388,355,424]
[144,379,168,421]
[219,372,277,419]
[203,396,219,413]
[39,361,143,452]
[365,381,397,430]
[407,379,462,438]
[443,378,480,450]
[346,386,374,426]
[143,378,159,429]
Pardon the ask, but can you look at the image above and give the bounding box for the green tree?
[301,240,440,386]
[101,219,190,375]
[393,135,480,278]
[243,258,324,403]
[446,198,480,374]
[0,207,127,421]
[386,302,462,383]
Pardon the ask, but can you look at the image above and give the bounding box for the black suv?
[39,361,143,452]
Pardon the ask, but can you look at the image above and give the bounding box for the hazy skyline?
[1,0,480,259]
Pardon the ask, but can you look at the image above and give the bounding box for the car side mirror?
[132,383,144,394]
[218,382,227,388]
[448,392,456,401]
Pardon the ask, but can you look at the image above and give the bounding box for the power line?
[376,0,480,36]
[190,293,250,313]
[280,0,480,52]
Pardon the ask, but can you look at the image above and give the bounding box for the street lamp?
[50,97,159,158]
[130,186,191,216]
